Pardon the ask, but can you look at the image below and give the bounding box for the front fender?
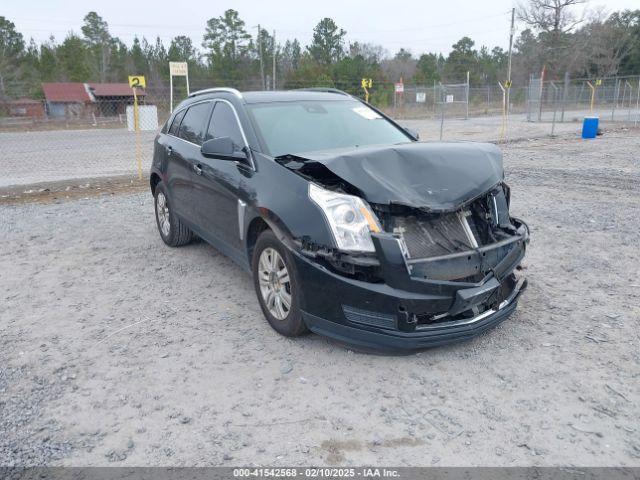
[241,153,337,253]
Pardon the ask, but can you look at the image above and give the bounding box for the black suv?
[150,88,528,352]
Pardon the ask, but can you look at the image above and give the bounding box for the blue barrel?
[582,116,599,139]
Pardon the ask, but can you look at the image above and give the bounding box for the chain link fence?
[528,74,640,124]
[1,75,639,189]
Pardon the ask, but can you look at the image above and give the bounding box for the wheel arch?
[245,216,271,265]
[150,172,161,195]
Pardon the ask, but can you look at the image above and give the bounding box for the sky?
[4,0,639,56]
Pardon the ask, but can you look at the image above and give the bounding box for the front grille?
[394,212,478,259]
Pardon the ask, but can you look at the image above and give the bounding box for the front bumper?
[293,220,529,352]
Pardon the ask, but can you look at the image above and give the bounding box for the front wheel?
[154,181,193,247]
[252,230,308,337]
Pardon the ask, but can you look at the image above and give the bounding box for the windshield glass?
[247,100,412,157]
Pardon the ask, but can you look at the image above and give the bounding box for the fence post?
[538,67,545,122]
[612,79,620,121]
[498,81,506,141]
[561,71,569,122]
[526,74,532,122]
[550,81,559,136]
[625,80,632,121]
[635,78,640,127]
[433,80,437,115]
[486,85,489,113]
[587,81,596,114]
[465,71,470,120]
[439,83,445,141]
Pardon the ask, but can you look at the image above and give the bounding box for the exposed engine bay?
[373,184,519,281]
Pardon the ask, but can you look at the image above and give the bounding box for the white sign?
[446,94,454,103]
[169,62,190,112]
[126,105,158,131]
[416,92,426,103]
[394,82,404,93]
[169,62,188,76]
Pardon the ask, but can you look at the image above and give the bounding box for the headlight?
[308,183,381,252]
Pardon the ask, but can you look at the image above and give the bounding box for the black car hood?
[276,142,504,211]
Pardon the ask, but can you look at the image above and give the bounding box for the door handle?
[193,164,203,175]
[166,146,173,156]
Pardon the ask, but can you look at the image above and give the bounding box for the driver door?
[192,100,250,252]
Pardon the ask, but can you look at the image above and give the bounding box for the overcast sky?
[5,0,639,56]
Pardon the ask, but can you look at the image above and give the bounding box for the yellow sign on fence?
[128,75,146,181]
[361,78,373,103]
[128,75,146,88]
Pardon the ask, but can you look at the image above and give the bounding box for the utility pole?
[257,24,265,90]
[506,8,515,118]
[272,30,277,90]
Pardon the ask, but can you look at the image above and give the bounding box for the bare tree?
[517,0,587,35]
[517,0,587,77]
[381,49,417,83]
[572,7,639,77]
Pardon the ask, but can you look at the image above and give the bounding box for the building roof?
[41,82,146,103]
[42,83,92,103]
[89,83,146,97]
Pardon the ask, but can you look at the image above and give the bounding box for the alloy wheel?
[258,247,292,321]
[156,192,171,237]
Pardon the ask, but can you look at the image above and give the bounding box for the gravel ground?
[1,132,639,467]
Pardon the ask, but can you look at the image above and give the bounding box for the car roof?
[172,89,359,119]
[183,88,356,106]
[240,90,354,104]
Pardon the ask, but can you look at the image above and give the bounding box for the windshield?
[247,100,412,157]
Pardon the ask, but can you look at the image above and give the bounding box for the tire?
[252,229,308,337]
[154,181,193,247]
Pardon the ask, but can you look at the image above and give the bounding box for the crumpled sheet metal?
[279,142,504,211]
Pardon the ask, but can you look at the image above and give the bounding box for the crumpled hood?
[278,142,504,211]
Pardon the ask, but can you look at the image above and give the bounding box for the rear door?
[192,100,250,251]
[163,108,192,221]
[169,101,212,225]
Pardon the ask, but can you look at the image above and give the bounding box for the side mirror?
[201,137,247,160]
[403,127,419,140]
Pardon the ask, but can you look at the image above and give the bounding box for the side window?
[178,102,212,145]
[206,102,245,149]
[168,109,186,136]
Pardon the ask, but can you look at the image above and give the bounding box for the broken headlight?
[309,183,381,252]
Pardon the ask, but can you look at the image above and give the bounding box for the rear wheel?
[252,230,307,337]
[154,182,193,247]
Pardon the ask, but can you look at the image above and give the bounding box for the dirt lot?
[1,131,639,467]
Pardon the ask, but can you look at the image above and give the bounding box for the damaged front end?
[276,143,529,350]
[370,183,528,325]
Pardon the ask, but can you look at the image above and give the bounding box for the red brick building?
[6,98,45,118]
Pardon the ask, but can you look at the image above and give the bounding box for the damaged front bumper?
[293,219,529,352]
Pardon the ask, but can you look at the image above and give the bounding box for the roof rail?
[296,87,351,96]
[188,87,242,99]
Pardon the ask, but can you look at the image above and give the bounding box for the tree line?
[0,2,639,106]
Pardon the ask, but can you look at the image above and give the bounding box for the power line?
[9,10,511,33]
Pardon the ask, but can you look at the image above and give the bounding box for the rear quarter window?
[178,102,212,145]
[168,109,186,137]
